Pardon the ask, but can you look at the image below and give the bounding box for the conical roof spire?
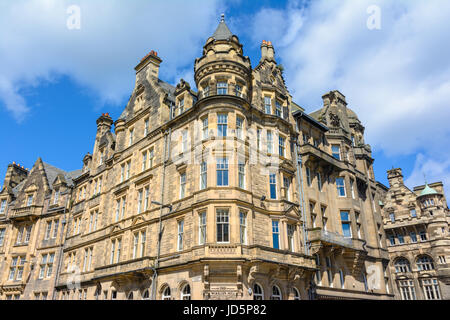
[419,184,438,197]
[212,13,233,40]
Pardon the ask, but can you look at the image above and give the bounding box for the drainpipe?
[294,120,309,256]
[151,127,171,300]
[52,191,71,300]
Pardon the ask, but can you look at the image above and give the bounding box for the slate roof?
[158,79,176,100]
[43,163,82,188]
[212,17,234,41]
[119,79,176,122]
[11,162,81,197]
[292,109,329,132]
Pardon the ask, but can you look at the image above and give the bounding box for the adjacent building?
[0,159,80,300]
[382,168,450,300]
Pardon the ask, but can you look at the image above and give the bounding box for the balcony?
[299,144,345,172]
[308,228,354,249]
[10,205,42,220]
[308,228,367,276]
[161,244,315,271]
[197,86,248,102]
[92,257,155,283]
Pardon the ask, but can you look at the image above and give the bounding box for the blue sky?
[1,0,449,196]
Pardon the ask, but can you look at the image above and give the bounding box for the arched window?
[127,292,134,300]
[253,283,264,300]
[162,286,171,300]
[270,285,282,300]
[417,256,434,271]
[394,258,411,273]
[142,289,150,300]
[180,284,191,300]
[292,288,300,300]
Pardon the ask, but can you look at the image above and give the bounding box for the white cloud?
[406,154,450,197]
[0,0,222,121]
[247,0,450,197]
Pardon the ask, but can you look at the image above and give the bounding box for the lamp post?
[149,200,172,300]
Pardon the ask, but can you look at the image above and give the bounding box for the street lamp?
[151,200,172,212]
[150,200,172,300]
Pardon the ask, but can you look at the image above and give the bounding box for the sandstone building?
[382,168,450,300]
[0,16,397,300]
[0,160,79,299]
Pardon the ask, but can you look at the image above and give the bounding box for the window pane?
[269,174,277,199]
[272,221,280,249]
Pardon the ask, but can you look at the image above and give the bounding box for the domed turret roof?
[212,14,233,40]
[347,107,360,120]
[419,184,438,197]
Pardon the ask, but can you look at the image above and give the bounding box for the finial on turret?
[221,13,225,22]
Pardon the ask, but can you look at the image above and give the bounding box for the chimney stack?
[387,168,404,188]
[96,113,113,137]
[266,41,275,61]
[260,40,269,61]
[3,162,28,189]
[135,50,162,79]
[260,40,275,62]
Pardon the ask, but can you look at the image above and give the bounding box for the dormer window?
[179,98,184,114]
[53,190,60,205]
[136,93,144,110]
[0,199,6,214]
[389,212,395,222]
[170,102,177,120]
[99,149,105,165]
[217,82,228,95]
[27,195,33,207]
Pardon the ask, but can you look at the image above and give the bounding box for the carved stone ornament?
[329,112,340,127]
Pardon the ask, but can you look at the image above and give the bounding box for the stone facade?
[0,159,80,300]
[382,168,450,300]
[0,16,401,300]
